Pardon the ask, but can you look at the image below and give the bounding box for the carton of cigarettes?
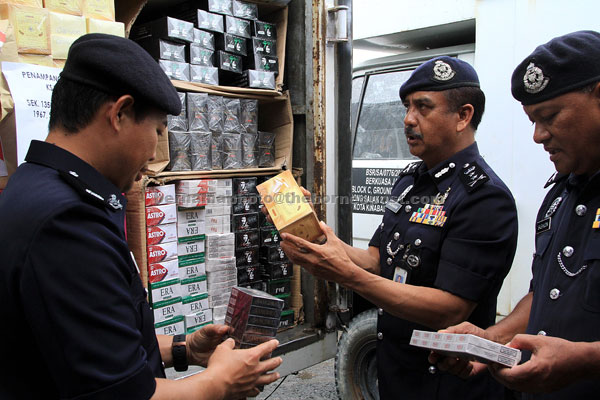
[177,193,208,208]
[155,315,185,336]
[152,297,183,325]
[147,241,178,264]
[257,170,324,243]
[146,223,178,245]
[179,257,206,280]
[145,184,176,206]
[148,259,181,303]
[177,208,206,224]
[213,304,228,320]
[409,330,521,367]
[182,292,209,314]
[178,239,205,259]
[176,179,209,194]
[205,204,228,216]
[177,220,206,241]
[225,286,284,347]
[185,308,213,333]
[278,309,294,331]
[180,276,208,297]
[146,203,178,226]
[206,257,236,272]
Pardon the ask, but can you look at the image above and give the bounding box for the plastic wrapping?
[168,92,188,131]
[189,45,215,66]
[211,132,223,169]
[208,95,225,132]
[233,0,258,20]
[241,99,258,134]
[193,28,215,49]
[208,0,233,15]
[188,93,209,131]
[225,15,251,38]
[190,65,219,85]
[197,9,224,33]
[222,133,242,170]
[168,132,191,171]
[158,59,190,81]
[258,131,276,167]
[190,131,212,171]
[224,98,242,133]
[241,133,258,168]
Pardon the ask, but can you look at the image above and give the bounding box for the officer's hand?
[280,221,354,283]
[428,322,489,379]
[488,334,589,393]
[186,323,231,367]
[205,338,282,399]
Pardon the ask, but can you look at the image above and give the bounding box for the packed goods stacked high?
[0,0,124,68]
[130,0,278,89]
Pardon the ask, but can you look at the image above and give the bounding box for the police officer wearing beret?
[430,31,600,399]
[279,56,518,399]
[0,34,281,400]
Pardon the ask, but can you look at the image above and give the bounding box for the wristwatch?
[172,334,188,371]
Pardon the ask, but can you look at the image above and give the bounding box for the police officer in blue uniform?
[280,56,518,399]
[0,34,281,400]
[430,31,600,399]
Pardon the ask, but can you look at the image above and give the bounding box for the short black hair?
[443,86,486,130]
[49,77,154,134]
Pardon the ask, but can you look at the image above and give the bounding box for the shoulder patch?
[544,171,567,188]
[399,161,422,177]
[459,161,489,193]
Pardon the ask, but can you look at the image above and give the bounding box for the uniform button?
[380,222,384,229]
[449,163,456,168]
[387,257,392,265]
[549,288,560,300]
[562,246,574,257]
[414,238,422,247]
[428,365,437,374]
[393,232,400,240]
[537,330,547,336]
[377,332,383,340]
[575,205,587,216]
[405,205,412,213]
[378,308,383,316]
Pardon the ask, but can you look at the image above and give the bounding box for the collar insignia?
[108,194,123,210]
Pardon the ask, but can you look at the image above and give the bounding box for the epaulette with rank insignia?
[399,161,422,177]
[459,161,489,193]
[544,171,567,188]
[58,170,123,211]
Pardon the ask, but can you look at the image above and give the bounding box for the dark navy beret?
[399,56,480,101]
[60,33,181,115]
[512,30,600,105]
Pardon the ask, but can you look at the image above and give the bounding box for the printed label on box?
[145,184,176,206]
[146,223,178,245]
[155,315,185,336]
[146,203,177,226]
[147,241,178,264]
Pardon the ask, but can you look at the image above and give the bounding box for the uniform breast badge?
[593,208,600,229]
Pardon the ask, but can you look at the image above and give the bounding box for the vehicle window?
[350,76,364,133]
[352,70,417,160]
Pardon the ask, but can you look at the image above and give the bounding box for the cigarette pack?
[206,256,236,272]
[409,330,521,368]
[180,276,208,298]
[189,45,215,66]
[257,170,324,243]
[155,315,185,336]
[225,15,250,38]
[278,309,294,330]
[149,278,182,304]
[225,286,284,347]
[215,32,247,56]
[265,278,291,296]
[207,266,237,283]
[232,0,257,20]
[177,220,206,241]
[237,264,260,285]
[247,53,278,75]
[260,261,293,280]
[147,241,178,264]
[251,37,276,55]
[146,203,178,226]
[193,28,215,49]
[185,307,213,332]
[253,20,276,39]
[145,184,176,206]
[179,256,206,280]
[177,193,208,208]
[178,239,205,259]
[152,297,183,325]
[259,226,281,246]
[204,204,228,216]
[159,59,190,81]
[235,246,259,267]
[235,229,259,249]
[232,195,259,215]
[232,213,259,232]
[86,17,124,36]
[177,207,206,223]
[137,37,186,62]
[196,9,224,33]
[131,16,193,43]
[146,223,178,245]
[0,4,50,54]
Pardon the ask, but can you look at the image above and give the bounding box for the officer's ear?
[456,104,474,133]
[108,95,135,131]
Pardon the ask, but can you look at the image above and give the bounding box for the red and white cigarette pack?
[147,241,178,264]
[176,179,209,194]
[146,203,177,226]
[146,223,178,245]
[410,330,521,367]
[145,184,176,206]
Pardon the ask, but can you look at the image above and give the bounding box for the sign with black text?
[351,167,402,215]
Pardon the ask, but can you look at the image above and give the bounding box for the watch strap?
[172,334,188,372]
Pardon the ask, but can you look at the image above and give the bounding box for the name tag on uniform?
[536,218,551,234]
[393,267,408,284]
[386,200,402,214]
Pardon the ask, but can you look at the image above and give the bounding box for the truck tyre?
[335,308,379,400]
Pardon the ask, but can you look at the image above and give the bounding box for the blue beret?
[399,56,480,101]
[60,33,181,115]
[511,30,600,105]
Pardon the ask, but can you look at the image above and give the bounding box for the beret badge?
[523,62,549,94]
[432,60,456,81]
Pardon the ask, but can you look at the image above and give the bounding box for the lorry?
[1,1,599,399]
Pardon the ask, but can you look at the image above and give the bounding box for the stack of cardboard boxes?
[0,0,124,67]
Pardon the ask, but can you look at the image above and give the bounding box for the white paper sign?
[1,62,61,165]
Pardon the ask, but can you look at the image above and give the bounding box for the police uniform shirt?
[0,141,162,399]
[524,172,600,399]
[369,142,518,400]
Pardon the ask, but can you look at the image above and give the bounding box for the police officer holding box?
[280,57,518,399]
[0,34,281,399]
[430,30,600,399]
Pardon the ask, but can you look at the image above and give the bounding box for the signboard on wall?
[351,167,402,215]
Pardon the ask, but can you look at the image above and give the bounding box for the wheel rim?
[352,337,378,399]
